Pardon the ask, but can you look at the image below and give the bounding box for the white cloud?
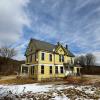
[13,40,29,61]
[93,51,100,64]
[1,0,100,63]
[0,0,30,46]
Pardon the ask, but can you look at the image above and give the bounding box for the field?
[0,75,100,100]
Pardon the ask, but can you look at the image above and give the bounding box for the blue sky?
[0,0,100,64]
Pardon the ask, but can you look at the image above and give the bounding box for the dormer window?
[41,52,45,60]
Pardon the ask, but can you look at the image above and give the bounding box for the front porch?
[63,63,82,76]
[20,64,37,79]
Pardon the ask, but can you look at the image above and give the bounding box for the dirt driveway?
[0,75,17,80]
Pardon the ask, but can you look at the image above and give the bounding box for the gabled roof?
[25,38,75,57]
[67,49,75,57]
[31,38,55,52]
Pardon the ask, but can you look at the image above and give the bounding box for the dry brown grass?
[0,77,37,85]
[63,76,89,84]
[0,76,96,85]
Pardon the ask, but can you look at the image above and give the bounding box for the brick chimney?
[66,44,68,49]
[57,42,60,46]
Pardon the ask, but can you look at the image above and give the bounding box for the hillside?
[0,56,25,75]
[81,65,100,75]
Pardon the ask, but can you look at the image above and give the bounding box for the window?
[60,67,63,73]
[59,55,64,62]
[49,54,52,61]
[41,52,45,60]
[49,66,52,74]
[62,55,64,62]
[22,67,28,73]
[59,55,61,62]
[71,58,73,64]
[41,65,44,74]
[35,53,36,61]
[31,66,34,75]
[55,66,58,74]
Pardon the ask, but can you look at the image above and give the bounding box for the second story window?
[41,65,44,74]
[62,55,64,62]
[55,66,58,74]
[49,54,52,61]
[59,55,61,62]
[71,58,73,64]
[35,53,36,61]
[41,52,45,60]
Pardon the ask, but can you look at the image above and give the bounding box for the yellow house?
[21,38,81,81]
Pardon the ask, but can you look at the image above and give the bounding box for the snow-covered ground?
[0,83,100,100]
[0,83,53,94]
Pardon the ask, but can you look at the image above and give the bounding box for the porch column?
[79,68,81,76]
[28,66,30,77]
[20,65,23,75]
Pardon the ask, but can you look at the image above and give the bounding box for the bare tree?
[74,55,86,67]
[75,53,95,67]
[79,56,86,66]
[0,46,17,59]
[86,53,95,66]
[0,45,17,74]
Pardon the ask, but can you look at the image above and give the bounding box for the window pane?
[22,67,28,73]
[59,55,61,62]
[62,55,64,62]
[41,53,44,60]
[71,58,73,64]
[35,53,36,61]
[49,54,52,61]
[60,67,63,73]
[55,66,58,74]
[50,66,52,74]
[41,65,44,74]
